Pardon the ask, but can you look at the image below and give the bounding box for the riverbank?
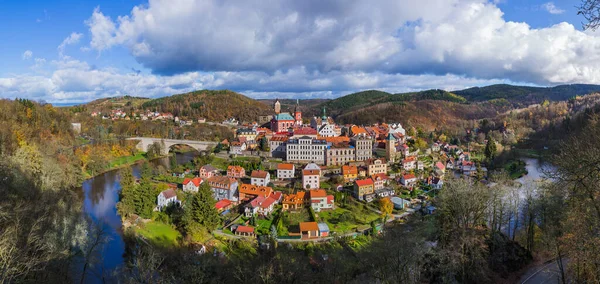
[82,152,170,180]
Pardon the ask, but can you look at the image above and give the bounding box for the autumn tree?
[379,197,393,220]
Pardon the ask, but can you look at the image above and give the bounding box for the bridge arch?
[127,137,218,155]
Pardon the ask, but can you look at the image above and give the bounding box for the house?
[318,223,330,237]
[354,179,375,201]
[269,135,288,159]
[234,225,255,237]
[238,184,273,201]
[157,189,179,210]
[199,165,219,179]
[366,158,387,176]
[341,165,358,182]
[417,161,424,171]
[215,199,233,212]
[229,141,247,155]
[182,177,203,192]
[461,161,476,175]
[371,173,389,190]
[277,163,295,179]
[245,196,278,217]
[310,189,334,212]
[270,191,283,203]
[431,143,441,152]
[446,159,455,170]
[206,176,238,201]
[375,188,395,198]
[250,170,270,186]
[435,161,446,173]
[390,197,411,210]
[400,173,417,187]
[303,169,321,190]
[282,191,307,211]
[402,156,417,171]
[227,165,246,178]
[400,144,410,157]
[299,222,320,239]
[427,176,444,190]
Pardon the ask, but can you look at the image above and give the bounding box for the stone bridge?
[127,137,218,155]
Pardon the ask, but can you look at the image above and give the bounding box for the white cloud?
[541,2,565,14]
[81,0,600,86]
[22,50,33,60]
[58,32,83,57]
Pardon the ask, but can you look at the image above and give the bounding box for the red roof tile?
[236,225,254,233]
[355,179,374,186]
[251,170,269,179]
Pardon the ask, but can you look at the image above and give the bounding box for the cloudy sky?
[0,0,598,103]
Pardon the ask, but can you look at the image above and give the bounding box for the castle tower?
[274,99,281,114]
[386,133,396,163]
[321,107,327,125]
[294,99,302,126]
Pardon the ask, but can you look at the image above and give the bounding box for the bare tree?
[578,0,600,30]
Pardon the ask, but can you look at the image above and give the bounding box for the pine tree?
[484,136,497,161]
[185,183,219,231]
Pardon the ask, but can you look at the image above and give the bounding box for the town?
[148,99,487,241]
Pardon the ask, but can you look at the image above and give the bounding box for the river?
[80,152,198,281]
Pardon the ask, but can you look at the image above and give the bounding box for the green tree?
[259,137,269,152]
[184,183,219,231]
[213,142,223,154]
[484,136,497,161]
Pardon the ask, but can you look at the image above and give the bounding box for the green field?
[108,152,147,168]
[318,203,380,234]
[135,221,182,247]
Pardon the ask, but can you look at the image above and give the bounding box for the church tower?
[274,99,281,114]
[294,99,302,126]
[386,133,396,163]
[321,107,327,125]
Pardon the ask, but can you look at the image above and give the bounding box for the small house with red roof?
[400,173,418,186]
[299,222,320,239]
[277,163,295,179]
[354,179,375,201]
[250,170,270,186]
[234,225,255,237]
[215,199,233,212]
[182,177,203,193]
[435,161,446,173]
[310,189,334,212]
[199,164,219,179]
[227,165,246,178]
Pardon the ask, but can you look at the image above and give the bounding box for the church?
[270,99,302,133]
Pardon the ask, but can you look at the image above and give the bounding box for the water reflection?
[80,152,197,280]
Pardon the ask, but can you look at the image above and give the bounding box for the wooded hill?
[140,90,271,122]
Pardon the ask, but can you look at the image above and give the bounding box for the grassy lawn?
[318,204,380,234]
[108,152,147,168]
[284,208,313,225]
[256,218,274,235]
[135,221,181,248]
[210,156,230,170]
[320,181,333,189]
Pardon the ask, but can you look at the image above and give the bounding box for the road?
[519,258,567,284]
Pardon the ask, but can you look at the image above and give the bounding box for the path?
[519,258,567,284]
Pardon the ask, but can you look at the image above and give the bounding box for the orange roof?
[342,165,358,175]
[282,191,306,205]
[303,169,320,176]
[277,163,294,170]
[403,174,416,180]
[351,125,368,135]
[355,179,374,186]
[215,199,232,209]
[324,136,350,143]
[251,170,269,179]
[371,173,389,180]
[310,189,327,198]
[299,222,319,232]
[239,184,273,198]
[207,176,236,188]
[270,135,289,142]
[236,225,255,233]
[160,188,177,199]
[227,165,245,173]
[183,177,203,187]
[403,156,417,163]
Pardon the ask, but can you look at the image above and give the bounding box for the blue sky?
[0,0,598,103]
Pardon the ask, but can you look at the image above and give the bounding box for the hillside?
[258,98,329,117]
[86,95,150,109]
[141,90,271,122]
[319,89,466,117]
[454,84,600,103]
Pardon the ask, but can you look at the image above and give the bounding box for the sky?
[0,0,598,103]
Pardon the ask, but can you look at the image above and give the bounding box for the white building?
[157,189,179,210]
[277,163,295,179]
[286,136,328,165]
[302,163,321,190]
[182,177,203,192]
[250,170,270,186]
